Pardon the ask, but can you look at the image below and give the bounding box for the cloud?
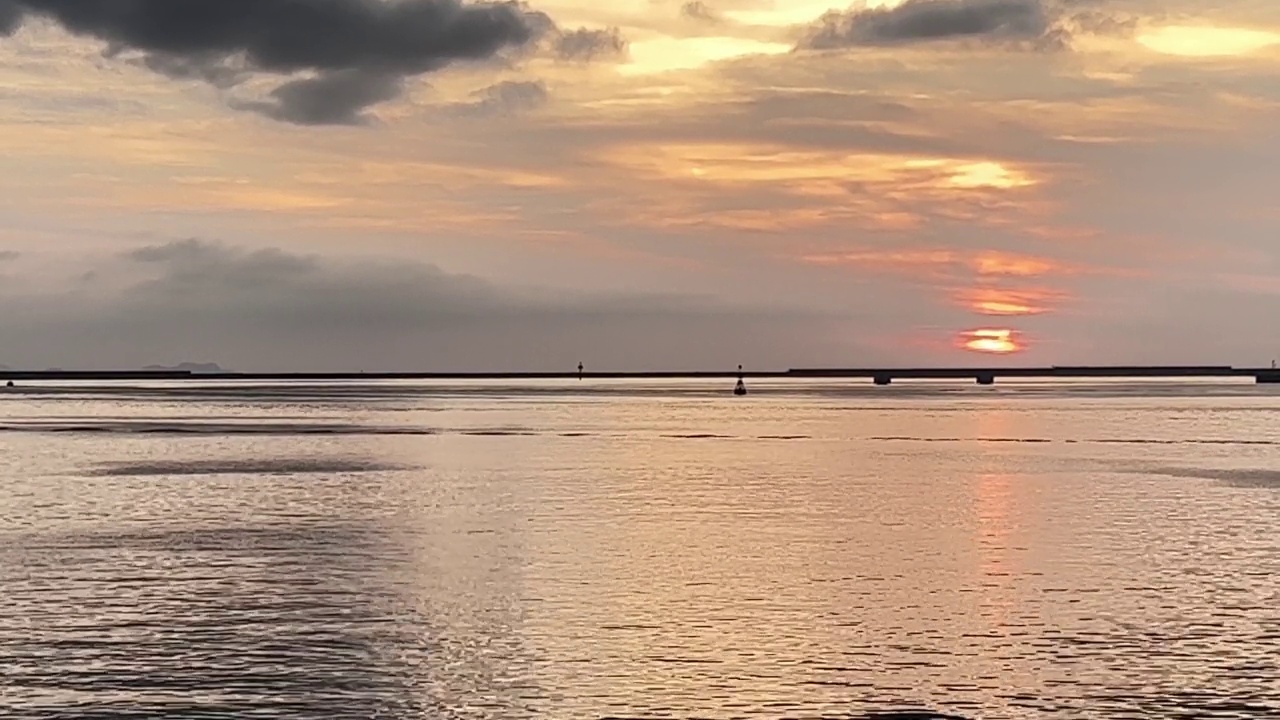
[553,26,629,61]
[2,0,551,124]
[955,286,1066,316]
[798,0,1062,50]
[800,248,1087,320]
[1066,7,1139,38]
[450,79,549,116]
[12,0,537,71]
[802,248,1076,279]
[0,1,22,35]
[140,53,248,89]
[0,240,853,371]
[231,70,405,126]
[681,2,720,23]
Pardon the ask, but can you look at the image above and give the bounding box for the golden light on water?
[961,328,1023,355]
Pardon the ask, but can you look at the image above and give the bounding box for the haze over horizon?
[1,0,1278,372]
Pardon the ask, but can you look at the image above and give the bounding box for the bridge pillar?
[976,373,995,385]
[873,373,892,386]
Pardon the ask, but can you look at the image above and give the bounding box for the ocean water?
[1,379,1279,719]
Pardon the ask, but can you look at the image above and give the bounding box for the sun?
[961,328,1023,355]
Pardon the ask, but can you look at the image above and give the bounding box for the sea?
[1,378,1278,719]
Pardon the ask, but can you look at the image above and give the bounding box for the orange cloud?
[956,287,1067,316]
[801,249,958,271]
[802,248,1072,280]
[592,142,1047,233]
[969,251,1061,277]
[600,143,1040,191]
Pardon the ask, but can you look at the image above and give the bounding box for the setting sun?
[961,328,1023,354]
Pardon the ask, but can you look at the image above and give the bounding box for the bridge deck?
[3,366,1279,382]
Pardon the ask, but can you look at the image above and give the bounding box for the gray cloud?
[0,1,21,35]
[231,70,405,126]
[681,2,720,22]
[450,79,549,116]
[11,0,536,73]
[0,240,851,372]
[0,0,597,124]
[140,53,249,89]
[1064,7,1139,37]
[553,27,628,61]
[799,0,1060,49]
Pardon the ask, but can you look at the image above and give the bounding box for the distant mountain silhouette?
[142,362,226,374]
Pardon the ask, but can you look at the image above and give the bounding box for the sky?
[0,0,1277,371]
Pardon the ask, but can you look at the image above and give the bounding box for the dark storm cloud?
[0,240,848,372]
[0,1,614,124]
[799,0,1059,49]
[12,0,537,73]
[0,1,22,35]
[553,27,628,61]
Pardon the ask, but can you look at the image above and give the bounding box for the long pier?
[5,366,1280,384]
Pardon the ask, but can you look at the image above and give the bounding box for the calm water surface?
[2,379,1279,719]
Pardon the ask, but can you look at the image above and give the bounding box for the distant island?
[1,362,226,373]
[142,362,226,374]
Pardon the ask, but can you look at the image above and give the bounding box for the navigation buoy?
[578,361,584,380]
[734,365,747,396]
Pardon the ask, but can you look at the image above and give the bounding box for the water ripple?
[2,384,1279,717]
[89,458,408,477]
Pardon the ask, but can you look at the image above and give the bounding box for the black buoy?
[5,380,13,388]
[733,365,747,396]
